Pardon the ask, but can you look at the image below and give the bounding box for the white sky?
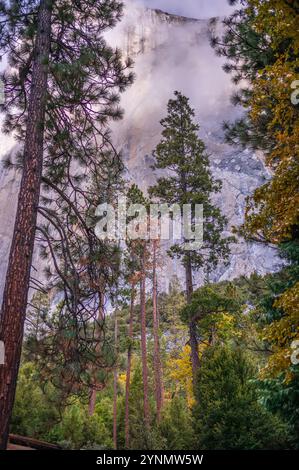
[134,0,235,18]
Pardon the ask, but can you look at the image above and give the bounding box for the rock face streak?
[0,6,282,300]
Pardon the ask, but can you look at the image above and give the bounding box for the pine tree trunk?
[152,240,163,422]
[88,290,105,416]
[113,312,118,450]
[140,253,150,426]
[0,0,52,450]
[125,287,135,449]
[88,390,97,417]
[181,171,200,381]
[185,254,200,383]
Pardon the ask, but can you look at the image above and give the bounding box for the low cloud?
[132,0,235,19]
[107,1,240,157]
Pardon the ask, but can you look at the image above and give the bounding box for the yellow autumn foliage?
[233,1,299,381]
[242,1,299,242]
[262,282,299,380]
[167,344,207,408]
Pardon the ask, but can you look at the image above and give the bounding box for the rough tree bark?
[124,286,135,449]
[113,311,118,450]
[0,0,52,450]
[185,253,200,383]
[88,389,97,418]
[152,240,163,422]
[88,290,105,416]
[181,169,200,384]
[140,252,150,427]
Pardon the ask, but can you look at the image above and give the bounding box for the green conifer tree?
[0,0,133,448]
[149,91,234,383]
[193,345,289,449]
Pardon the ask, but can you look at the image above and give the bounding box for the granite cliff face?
[0,5,282,299]
[109,5,282,287]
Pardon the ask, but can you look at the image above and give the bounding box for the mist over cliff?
[134,0,235,19]
[0,3,282,299]
[107,3,282,287]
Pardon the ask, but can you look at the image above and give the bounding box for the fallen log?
[7,443,34,451]
[8,434,61,450]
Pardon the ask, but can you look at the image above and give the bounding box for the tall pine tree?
[149,91,233,383]
[0,0,133,448]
